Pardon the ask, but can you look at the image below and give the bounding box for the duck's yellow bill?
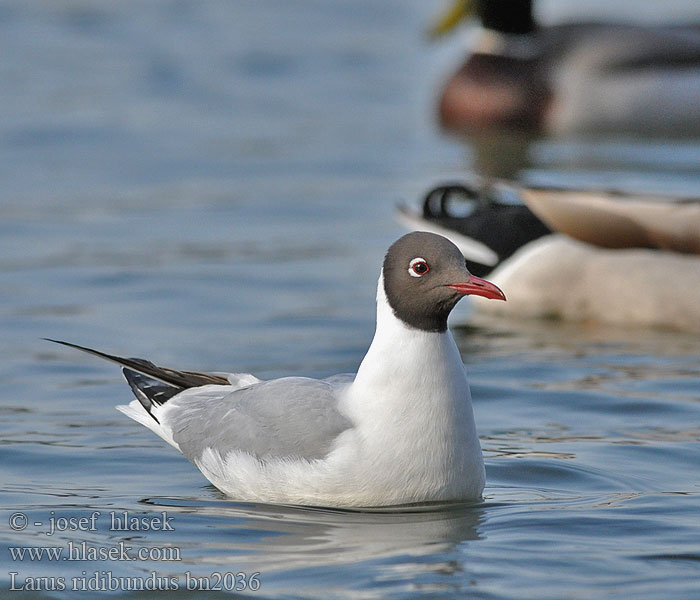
[427,0,474,39]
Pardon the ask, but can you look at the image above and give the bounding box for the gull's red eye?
[408,258,429,277]
[413,262,428,274]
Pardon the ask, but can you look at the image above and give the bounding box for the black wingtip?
[45,338,230,390]
[43,338,172,383]
[44,338,135,368]
[44,338,87,350]
[43,338,100,353]
[123,368,162,424]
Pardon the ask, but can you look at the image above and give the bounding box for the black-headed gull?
[48,231,505,508]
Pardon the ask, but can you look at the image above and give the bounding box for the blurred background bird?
[400,1,700,332]
[430,0,700,137]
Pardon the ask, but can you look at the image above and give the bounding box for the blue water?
[2,2,700,598]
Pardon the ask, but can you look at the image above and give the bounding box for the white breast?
[333,275,485,505]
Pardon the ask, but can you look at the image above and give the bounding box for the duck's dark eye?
[408,258,430,277]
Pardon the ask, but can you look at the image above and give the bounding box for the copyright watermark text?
[5,510,261,592]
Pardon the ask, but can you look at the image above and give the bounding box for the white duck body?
[473,235,700,333]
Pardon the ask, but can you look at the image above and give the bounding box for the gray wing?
[165,375,355,462]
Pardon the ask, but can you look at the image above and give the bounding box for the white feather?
[116,401,179,451]
[474,235,700,332]
[175,273,485,507]
[117,272,484,507]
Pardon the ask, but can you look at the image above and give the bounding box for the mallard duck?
[432,0,700,136]
[399,182,700,331]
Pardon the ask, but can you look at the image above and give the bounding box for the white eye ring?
[408,257,429,278]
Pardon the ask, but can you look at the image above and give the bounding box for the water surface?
[2,2,700,598]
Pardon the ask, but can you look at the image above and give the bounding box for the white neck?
[338,274,484,502]
[352,273,469,411]
[475,28,539,59]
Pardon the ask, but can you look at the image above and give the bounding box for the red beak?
[446,276,506,301]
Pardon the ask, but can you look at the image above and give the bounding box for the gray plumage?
[166,375,354,461]
[46,338,354,462]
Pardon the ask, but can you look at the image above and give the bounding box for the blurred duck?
[398,182,700,331]
[432,0,700,136]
